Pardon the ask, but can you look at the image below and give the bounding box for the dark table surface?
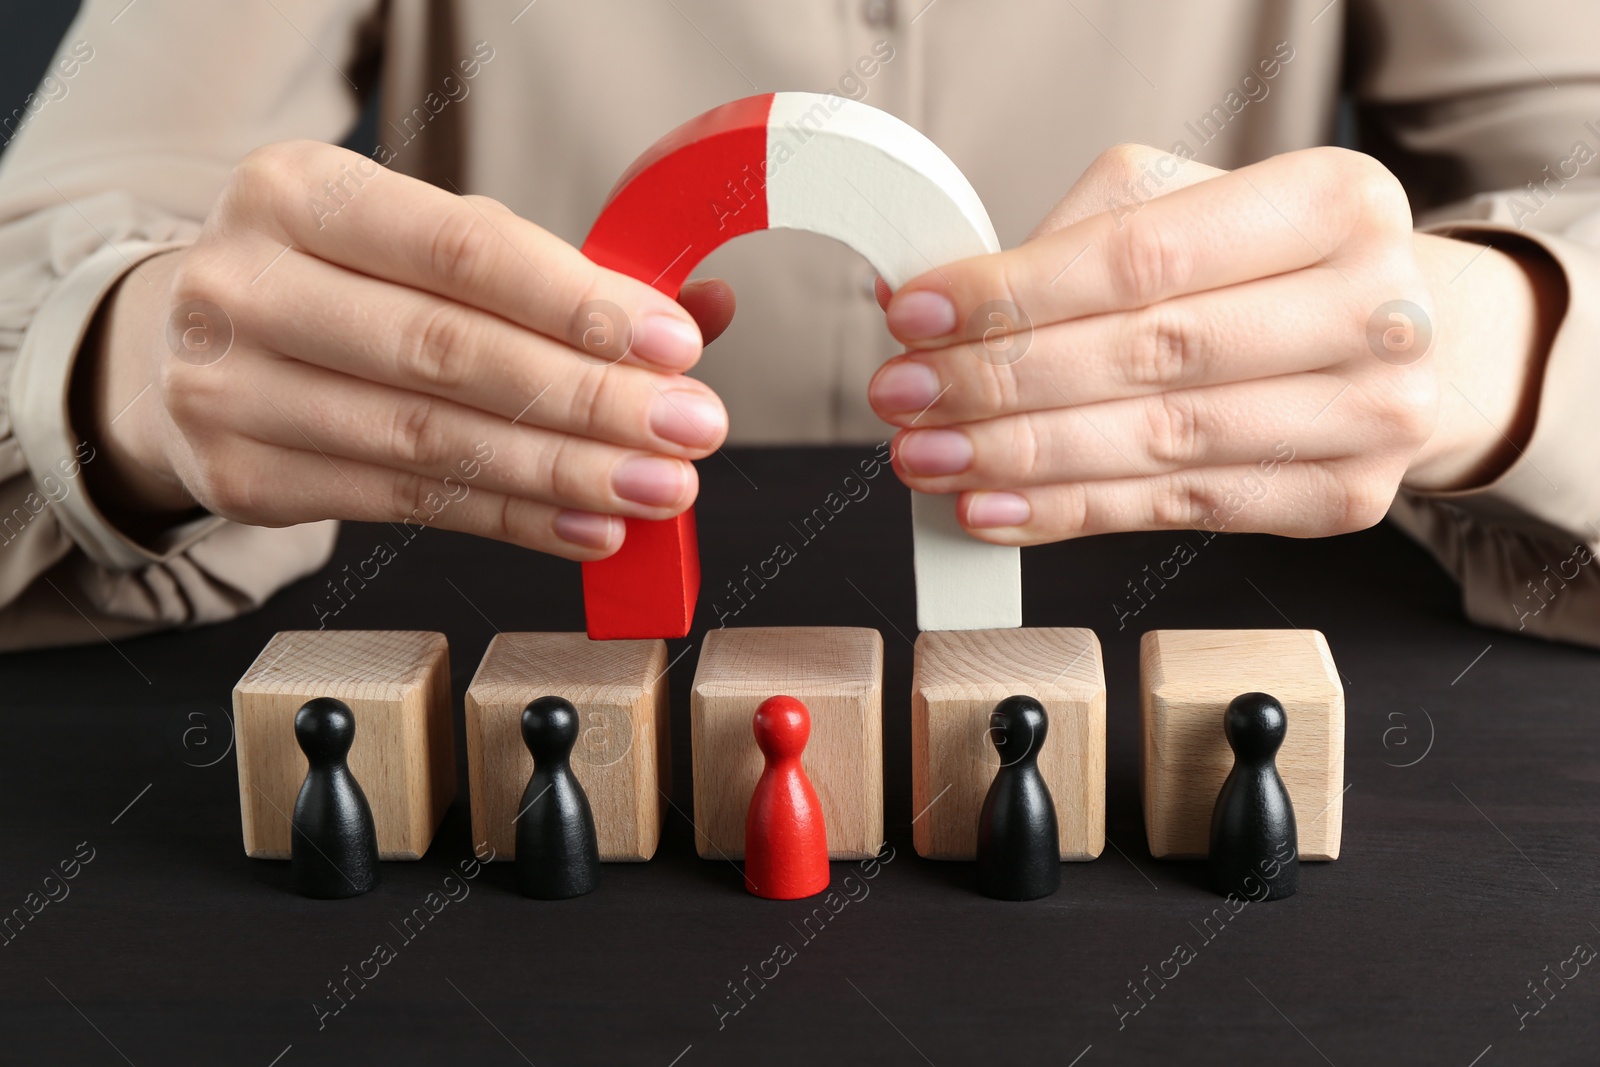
[3,445,1597,1066]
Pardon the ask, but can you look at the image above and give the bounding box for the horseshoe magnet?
[580,91,1022,639]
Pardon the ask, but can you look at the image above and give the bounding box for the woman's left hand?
[869,143,1558,545]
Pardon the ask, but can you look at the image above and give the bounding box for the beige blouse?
[2,0,1599,649]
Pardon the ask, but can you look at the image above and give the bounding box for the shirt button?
[861,0,894,28]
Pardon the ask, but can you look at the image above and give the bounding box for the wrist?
[70,249,200,530]
[1403,232,1565,493]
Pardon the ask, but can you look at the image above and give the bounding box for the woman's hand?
[869,143,1559,545]
[82,139,735,559]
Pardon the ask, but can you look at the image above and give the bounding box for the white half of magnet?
[764,92,1020,631]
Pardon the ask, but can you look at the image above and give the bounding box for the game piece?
[975,696,1061,900]
[234,631,453,860]
[744,696,831,899]
[579,91,1020,639]
[290,698,379,899]
[1140,629,1344,860]
[515,697,601,899]
[1208,693,1299,900]
[465,633,669,862]
[690,627,883,860]
[911,628,1105,860]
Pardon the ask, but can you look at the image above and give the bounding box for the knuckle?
[167,247,249,322]
[389,394,444,467]
[1334,473,1393,533]
[986,258,1029,331]
[194,448,253,519]
[1151,472,1209,529]
[482,490,516,544]
[159,361,223,428]
[167,249,222,306]
[202,478,245,519]
[1381,369,1441,444]
[1052,482,1093,537]
[974,361,1021,419]
[388,468,430,522]
[578,365,628,442]
[1109,213,1189,307]
[157,359,195,421]
[230,140,319,207]
[427,206,494,291]
[402,302,474,390]
[1127,305,1199,388]
[228,146,288,205]
[541,435,588,504]
[1359,176,1413,235]
[1317,147,1413,234]
[1141,391,1202,466]
[461,193,508,214]
[1097,142,1154,182]
[998,414,1044,483]
[561,363,613,440]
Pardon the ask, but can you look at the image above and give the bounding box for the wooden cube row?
[232,626,1343,866]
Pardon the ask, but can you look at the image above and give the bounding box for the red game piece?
[743,695,830,899]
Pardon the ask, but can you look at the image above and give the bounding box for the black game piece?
[291,698,380,899]
[975,695,1060,900]
[515,696,600,899]
[1208,692,1299,900]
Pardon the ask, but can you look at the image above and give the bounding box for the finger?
[951,459,1395,545]
[889,373,1387,492]
[198,442,625,561]
[240,251,728,457]
[217,355,700,519]
[1024,144,1224,240]
[885,146,1411,346]
[237,141,705,369]
[679,278,737,344]
[869,145,1218,347]
[869,268,1357,426]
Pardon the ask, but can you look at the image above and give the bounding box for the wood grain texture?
[690,627,883,860]
[233,631,453,860]
[911,628,1106,860]
[465,633,668,862]
[1140,629,1345,860]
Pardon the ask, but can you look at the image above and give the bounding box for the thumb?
[678,278,736,344]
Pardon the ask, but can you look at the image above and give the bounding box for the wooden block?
[579,91,1020,638]
[464,633,669,862]
[1140,629,1345,861]
[911,628,1106,861]
[690,626,883,860]
[233,631,453,860]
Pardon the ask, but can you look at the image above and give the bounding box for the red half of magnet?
[579,93,774,638]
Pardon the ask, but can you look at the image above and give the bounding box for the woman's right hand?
[82,139,733,558]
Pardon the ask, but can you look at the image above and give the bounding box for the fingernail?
[888,290,957,341]
[650,388,726,448]
[870,361,941,414]
[553,510,619,550]
[612,455,689,507]
[966,492,1031,528]
[634,314,702,367]
[898,429,973,476]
